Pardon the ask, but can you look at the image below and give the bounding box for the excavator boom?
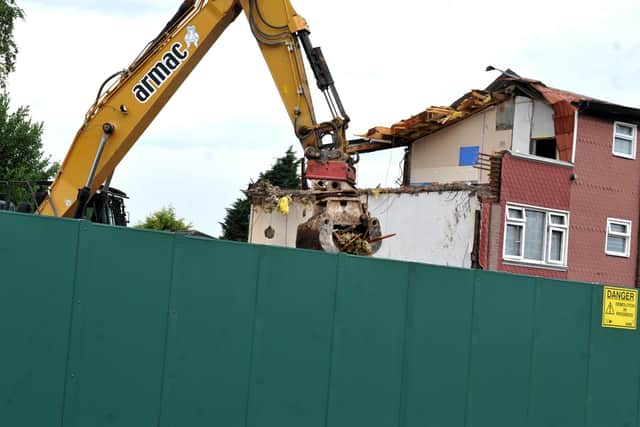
[36,0,381,255]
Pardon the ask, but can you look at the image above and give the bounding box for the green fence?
[1,211,639,427]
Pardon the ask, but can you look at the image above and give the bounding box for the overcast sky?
[7,0,640,236]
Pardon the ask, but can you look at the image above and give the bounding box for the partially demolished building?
[251,71,640,287]
[249,183,486,268]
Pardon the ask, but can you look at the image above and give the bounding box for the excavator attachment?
[295,181,382,256]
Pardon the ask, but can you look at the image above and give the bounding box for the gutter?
[573,100,640,123]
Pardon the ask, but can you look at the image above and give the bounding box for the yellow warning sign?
[602,286,638,330]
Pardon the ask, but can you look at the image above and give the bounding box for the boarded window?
[531,101,555,139]
[458,145,480,166]
[496,100,515,130]
[512,97,533,154]
[459,146,479,166]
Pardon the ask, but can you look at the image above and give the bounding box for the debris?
[277,196,291,216]
[248,181,489,206]
[334,231,372,256]
[373,185,381,199]
[358,90,498,144]
[368,233,397,244]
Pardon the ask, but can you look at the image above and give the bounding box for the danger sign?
[602,286,638,330]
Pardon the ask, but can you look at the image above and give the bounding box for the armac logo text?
[132,42,189,103]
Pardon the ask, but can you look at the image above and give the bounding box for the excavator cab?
[0,180,128,226]
[84,186,129,226]
[0,181,38,214]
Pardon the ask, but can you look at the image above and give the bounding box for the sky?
[7,0,640,236]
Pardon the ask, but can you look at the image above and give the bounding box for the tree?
[258,146,300,189]
[0,0,24,91]
[0,94,58,203]
[135,205,192,232]
[219,146,300,241]
[219,197,250,242]
[0,0,57,206]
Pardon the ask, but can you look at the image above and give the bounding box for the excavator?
[29,0,383,255]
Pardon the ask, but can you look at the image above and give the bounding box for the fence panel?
[0,214,79,427]
[402,264,475,427]
[161,237,260,427]
[326,256,409,427]
[466,271,537,427]
[61,224,174,427]
[2,212,640,427]
[246,246,338,427]
[586,287,640,427]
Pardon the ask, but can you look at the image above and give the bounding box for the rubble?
[349,90,502,154]
[247,180,490,207]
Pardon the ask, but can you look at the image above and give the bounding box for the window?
[503,204,569,266]
[496,100,515,130]
[530,138,558,159]
[612,122,637,159]
[605,218,632,257]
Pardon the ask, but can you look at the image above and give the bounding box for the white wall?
[248,200,315,248]
[249,190,480,268]
[531,100,555,139]
[410,106,512,185]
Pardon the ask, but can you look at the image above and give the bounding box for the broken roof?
[348,70,640,155]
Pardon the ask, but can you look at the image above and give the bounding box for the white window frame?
[605,218,632,258]
[503,203,569,267]
[612,121,637,159]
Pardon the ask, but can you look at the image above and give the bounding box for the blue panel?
[459,146,479,166]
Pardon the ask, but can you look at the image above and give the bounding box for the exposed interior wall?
[367,192,479,267]
[482,107,514,180]
[249,200,315,248]
[410,106,511,185]
[249,191,480,268]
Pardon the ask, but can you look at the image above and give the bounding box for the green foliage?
[0,0,24,91]
[259,146,300,189]
[0,1,57,206]
[135,205,192,232]
[0,94,58,203]
[220,146,300,241]
[219,197,250,242]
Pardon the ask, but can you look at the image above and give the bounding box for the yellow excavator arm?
[36,0,382,254]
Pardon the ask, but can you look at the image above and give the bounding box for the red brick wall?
[568,115,640,287]
[495,152,573,279]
